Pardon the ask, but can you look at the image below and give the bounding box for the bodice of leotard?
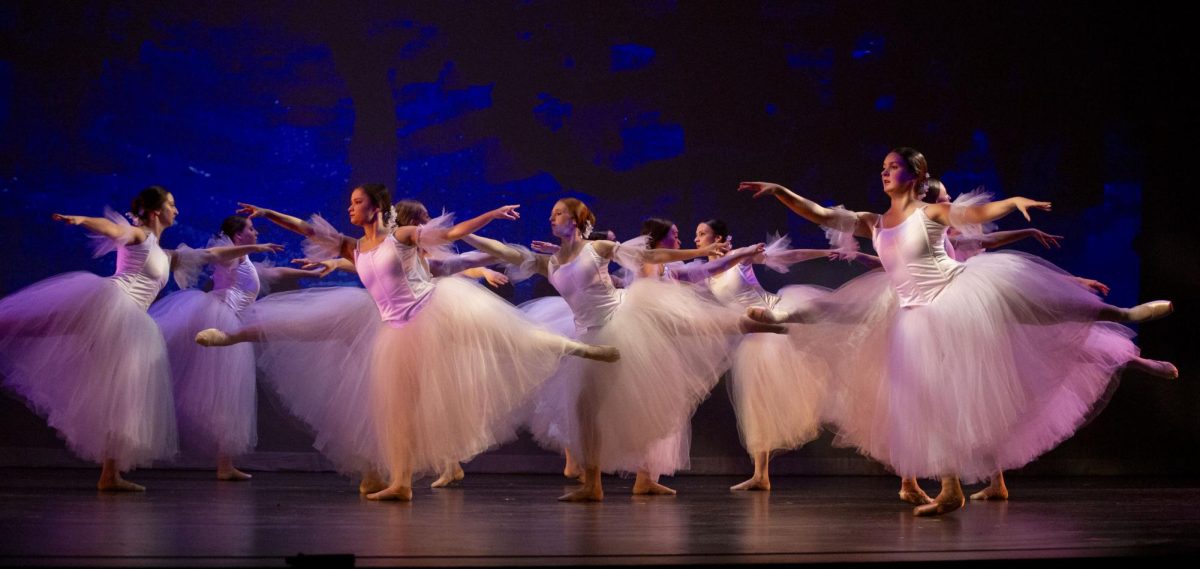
[211,256,261,312]
[871,207,965,308]
[548,242,623,330]
[354,233,435,326]
[109,233,170,310]
[708,262,779,309]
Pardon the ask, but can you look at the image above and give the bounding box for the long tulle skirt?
[0,272,177,470]
[821,252,1138,483]
[370,277,568,479]
[541,279,738,476]
[150,290,256,457]
[728,285,832,455]
[245,286,381,475]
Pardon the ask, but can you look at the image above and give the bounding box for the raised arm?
[52,213,145,243]
[290,257,357,277]
[460,234,551,278]
[236,203,314,236]
[926,197,1052,226]
[738,182,874,238]
[204,243,284,264]
[667,244,766,282]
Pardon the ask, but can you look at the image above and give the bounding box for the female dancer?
[462,198,779,501]
[739,147,1177,516]
[0,186,261,491]
[684,219,836,491]
[200,185,617,501]
[149,215,319,481]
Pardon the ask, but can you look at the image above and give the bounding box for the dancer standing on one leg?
[201,185,617,501]
[0,186,242,491]
[150,215,319,481]
[462,198,776,502]
[740,147,1177,516]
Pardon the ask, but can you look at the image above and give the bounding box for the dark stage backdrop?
[1,1,1195,476]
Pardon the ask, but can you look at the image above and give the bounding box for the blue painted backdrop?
[1,1,1194,473]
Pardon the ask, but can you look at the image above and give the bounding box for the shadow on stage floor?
[1,469,1198,567]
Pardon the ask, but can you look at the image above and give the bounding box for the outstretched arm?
[593,239,730,264]
[52,213,145,243]
[765,248,831,265]
[205,243,285,264]
[668,244,765,282]
[828,250,883,269]
[291,257,357,277]
[239,203,357,261]
[737,182,873,238]
[460,234,551,277]
[394,205,522,246]
[972,228,1063,250]
[926,197,1052,226]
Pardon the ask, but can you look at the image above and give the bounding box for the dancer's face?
[549,201,577,238]
[154,193,179,227]
[347,188,379,227]
[694,223,721,247]
[657,224,681,249]
[881,152,916,195]
[935,186,951,204]
[232,219,259,245]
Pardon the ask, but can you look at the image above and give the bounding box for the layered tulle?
[244,286,382,474]
[557,278,738,476]
[0,273,177,469]
[370,276,568,478]
[517,296,578,453]
[728,284,832,454]
[150,289,256,456]
[820,252,1138,482]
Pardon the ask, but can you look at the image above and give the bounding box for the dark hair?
[921,178,946,204]
[393,199,430,227]
[890,147,930,194]
[557,198,596,234]
[220,215,250,239]
[130,185,171,224]
[699,218,729,241]
[355,183,392,223]
[640,217,674,249]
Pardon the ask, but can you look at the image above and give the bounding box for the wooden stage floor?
[1,469,1198,567]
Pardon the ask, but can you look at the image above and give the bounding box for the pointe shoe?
[1126,300,1173,323]
[899,489,933,505]
[195,328,233,347]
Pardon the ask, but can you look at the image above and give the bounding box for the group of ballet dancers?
[0,147,1177,516]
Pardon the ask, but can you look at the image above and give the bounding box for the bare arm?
[763,248,831,266]
[291,257,357,277]
[52,213,145,243]
[460,267,511,288]
[971,228,1063,250]
[239,202,356,260]
[427,251,495,277]
[668,244,766,282]
[460,234,551,277]
[737,182,874,238]
[925,197,1052,226]
[828,250,883,269]
[204,243,284,264]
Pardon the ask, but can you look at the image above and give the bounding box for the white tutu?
[150,289,257,457]
[728,284,832,455]
[244,286,382,475]
[0,272,177,469]
[517,296,578,453]
[820,252,1138,482]
[370,277,567,478]
[558,278,738,476]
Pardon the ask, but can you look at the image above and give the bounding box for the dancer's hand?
[1029,229,1063,249]
[827,250,857,262]
[291,258,338,278]
[701,240,732,257]
[531,240,560,254]
[1013,197,1051,221]
[51,213,84,225]
[256,243,285,254]
[236,203,272,219]
[1075,277,1110,296]
[490,205,521,221]
[480,268,510,287]
[738,182,786,199]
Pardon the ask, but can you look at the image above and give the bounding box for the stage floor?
[1,469,1198,567]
